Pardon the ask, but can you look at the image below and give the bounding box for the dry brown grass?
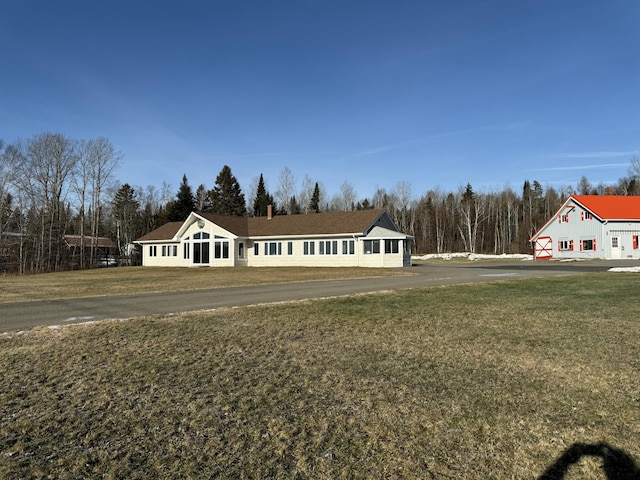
[0,266,408,304]
[1,273,639,478]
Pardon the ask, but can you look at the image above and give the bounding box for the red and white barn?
[530,195,640,260]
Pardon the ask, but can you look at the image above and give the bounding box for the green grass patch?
[1,273,639,478]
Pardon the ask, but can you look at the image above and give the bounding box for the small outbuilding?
[135,208,413,268]
[530,195,640,260]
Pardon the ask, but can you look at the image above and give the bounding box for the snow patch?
[413,253,533,261]
[609,266,640,273]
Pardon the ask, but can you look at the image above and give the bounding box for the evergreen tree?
[210,165,247,216]
[252,173,274,216]
[168,174,195,221]
[309,182,321,213]
[289,195,301,215]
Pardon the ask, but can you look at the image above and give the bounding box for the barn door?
[611,236,621,259]
[534,236,553,259]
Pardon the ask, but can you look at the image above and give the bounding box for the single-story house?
[62,235,119,267]
[530,195,640,260]
[135,208,413,268]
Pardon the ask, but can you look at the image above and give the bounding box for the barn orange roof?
[571,195,640,220]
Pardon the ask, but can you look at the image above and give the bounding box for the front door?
[611,236,621,259]
[193,232,210,264]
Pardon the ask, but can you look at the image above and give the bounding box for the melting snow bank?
[609,267,640,273]
[413,252,533,261]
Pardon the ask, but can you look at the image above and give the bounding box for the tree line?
[1,132,639,274]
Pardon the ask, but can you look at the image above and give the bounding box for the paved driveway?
[0,260,633,333]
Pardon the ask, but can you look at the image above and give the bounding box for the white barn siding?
[531,196,640,260]
[537,201,604,259]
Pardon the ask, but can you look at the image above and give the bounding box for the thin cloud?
[354,122,529,158]
[546,151,637,159]
[533,162,629,172]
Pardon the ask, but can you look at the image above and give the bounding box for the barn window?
[581,239,595,251]
[558,240,573,251]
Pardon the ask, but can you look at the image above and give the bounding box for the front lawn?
[1,273,639,478]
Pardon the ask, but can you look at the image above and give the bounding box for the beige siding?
[138,212,412,268]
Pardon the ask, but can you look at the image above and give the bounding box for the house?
[135,208,413,268]
[530,195,640,260]
[62,235,119,267]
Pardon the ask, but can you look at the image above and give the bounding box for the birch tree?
[275,166,296,214]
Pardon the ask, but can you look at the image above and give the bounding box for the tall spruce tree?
[168,174,195,221]
[252,173,274,216]
[210,165,246,216]
[309,182,321,213]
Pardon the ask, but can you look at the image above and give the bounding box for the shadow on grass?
[539,443,640,480]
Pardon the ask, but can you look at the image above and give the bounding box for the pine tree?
[210,165,247,216]
[309,182,321,213]
[289,195,301,215]
[253,174,273,216]
[168,174,195,221]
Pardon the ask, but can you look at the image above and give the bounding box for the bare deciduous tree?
[275,166,296,214]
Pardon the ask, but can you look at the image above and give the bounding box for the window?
[385,239,399,254]
[239,242,245,259]
[342,240,355,255]
[319,241,338,255]
[265,242,282,256]
[254,243,259,256]
[149,245,157,257]
[581,211,593,221]
[214,241,229,259]
[173,245,178,256]
[287,241,293,255]
[559,214,569,223]
[558,239,574,251]
[612,237,619,249]
[581,239,596,251]
[363,240,380,254]
[183,239,190,259]
[162,245,167,256]
[320,240,338,255]
[303,241,315,255]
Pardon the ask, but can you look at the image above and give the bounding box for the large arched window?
[193,232,210,264]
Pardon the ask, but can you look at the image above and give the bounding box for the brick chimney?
[267,204,273,220]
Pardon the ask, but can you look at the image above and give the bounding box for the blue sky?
[2,1,639,201]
